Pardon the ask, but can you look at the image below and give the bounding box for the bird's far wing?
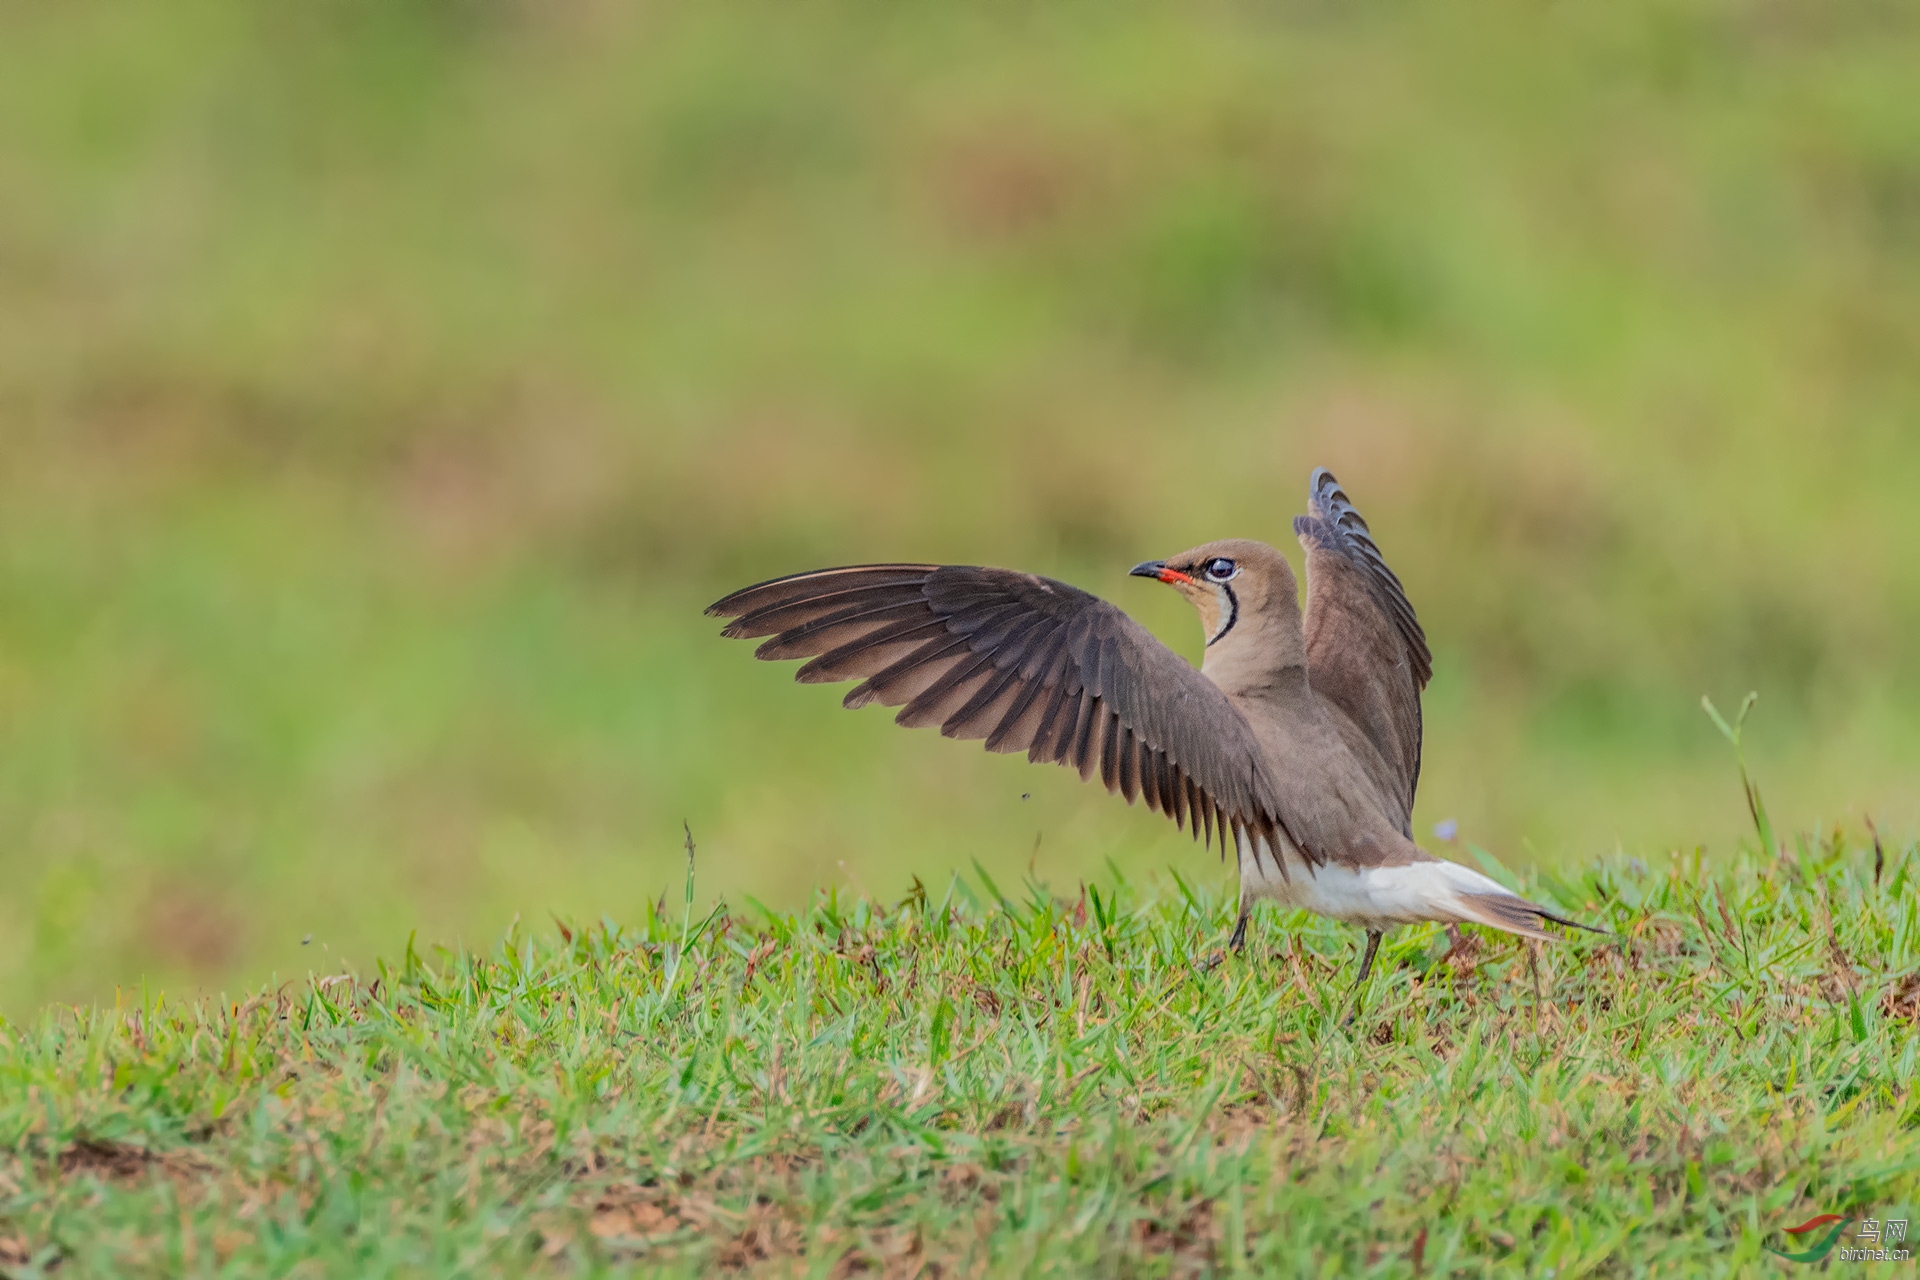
[1293,469,1431,834]
[707,564,1297,864]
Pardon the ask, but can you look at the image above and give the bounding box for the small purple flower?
[1432,818,1459,842]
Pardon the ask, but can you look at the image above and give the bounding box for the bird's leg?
[1340,929,1384,1029]
[1527,940,1542,1033]
[1355,929,1383,983]
[1229,895,1251,954]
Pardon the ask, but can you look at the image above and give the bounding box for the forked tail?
[1455,890,1608,942]
[1432,858,1608,942]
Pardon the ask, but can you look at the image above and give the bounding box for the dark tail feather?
[1459,892,1610,942]
[1534,904,1609,935]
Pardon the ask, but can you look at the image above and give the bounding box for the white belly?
[1237,831,1516,933]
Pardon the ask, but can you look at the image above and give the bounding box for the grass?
[6,6,1919,1269]
[5,790,1918,1276]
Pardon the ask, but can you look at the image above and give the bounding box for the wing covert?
[708,564,1299,865]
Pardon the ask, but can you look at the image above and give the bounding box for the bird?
[706,468,1599,991]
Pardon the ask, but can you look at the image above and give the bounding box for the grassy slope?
[4,826,1917,1277]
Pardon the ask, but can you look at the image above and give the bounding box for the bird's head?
[1129,538,1299,652]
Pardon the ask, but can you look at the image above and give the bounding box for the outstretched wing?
[707,564,1298,864]
[1293,469,1431,834]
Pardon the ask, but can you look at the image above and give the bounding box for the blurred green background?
[3,0,1917,1014]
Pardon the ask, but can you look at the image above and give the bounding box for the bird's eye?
[1204,558,1237,582]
